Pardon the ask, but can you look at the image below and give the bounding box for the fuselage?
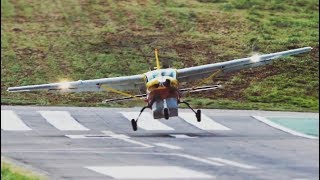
[143,68,180,119]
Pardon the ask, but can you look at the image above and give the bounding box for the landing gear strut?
[179,101,201,122]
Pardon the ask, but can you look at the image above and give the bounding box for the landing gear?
[164,108,169,120]
[131,105,149,131]
[179,101,201,122]
[196,109,201,122]
[131,119,137,131]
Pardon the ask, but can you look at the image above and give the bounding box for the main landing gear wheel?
[196,109,201,122]
[131,119,138,131]
[130,105,151,131]
[178,101,201,122]
[164,108,169,120]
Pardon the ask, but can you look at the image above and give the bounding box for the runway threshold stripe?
[120,112,174,131]
[38,111,89,131]
[1,110,32,131]
[86,166,214,179]
[208,157,257,169]
[169,134,195,138]
[179,113,231,131]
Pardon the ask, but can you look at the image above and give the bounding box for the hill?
[1,0,319,112]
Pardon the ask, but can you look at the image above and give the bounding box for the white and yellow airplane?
[7,47,312,131]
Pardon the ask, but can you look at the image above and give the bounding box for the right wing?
[7,74,146,92]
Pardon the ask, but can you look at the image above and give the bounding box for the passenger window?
[170,71,176,78]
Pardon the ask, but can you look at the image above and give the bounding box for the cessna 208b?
[7,47,312,131]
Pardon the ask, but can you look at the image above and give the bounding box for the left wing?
[177,47,312,83]
[7,74,145,92]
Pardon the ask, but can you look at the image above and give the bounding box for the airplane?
[7,47,312,131]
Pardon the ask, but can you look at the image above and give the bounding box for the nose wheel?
[164,108,169,120]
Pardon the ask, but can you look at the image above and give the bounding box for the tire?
[196,110,201,122]
[131,119,138,131]
[164,108,169,120]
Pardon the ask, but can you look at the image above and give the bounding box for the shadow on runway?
[127,132,236,138]
[127,132,295,139]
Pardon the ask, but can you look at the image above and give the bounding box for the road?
[1,105,318,179]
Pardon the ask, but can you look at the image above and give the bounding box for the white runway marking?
[65,135,87,139]
[154,143,182,150]
[86,166,214,179]
[252,116,318,139]
[177,154,224,166]
[102,131,153,148]
[0,147,222,167]
[38,111,89,131]
[120,112,174,130]
[65,134,112,139]
[179,112,231,130]
[1,110,31,131]
[169,134,195,138]
[208,157,257,169]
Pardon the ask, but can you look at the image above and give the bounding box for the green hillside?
[1,0,319,112]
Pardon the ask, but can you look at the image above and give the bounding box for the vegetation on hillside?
[1,0,319,111]
[1,161,43,180]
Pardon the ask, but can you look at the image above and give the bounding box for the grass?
[1,160,44,180]
[1,0,319,112]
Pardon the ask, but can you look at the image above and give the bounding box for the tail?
[154,49,161,70]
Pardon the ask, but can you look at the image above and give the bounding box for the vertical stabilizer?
[155,49,161,70]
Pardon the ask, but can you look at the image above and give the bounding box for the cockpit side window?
[145,69,177,81]
[165,70,176,78]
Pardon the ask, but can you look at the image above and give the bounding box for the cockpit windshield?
[145,69,177,82]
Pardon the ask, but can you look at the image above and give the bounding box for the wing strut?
[100,84,144,103]
[194,69,222,87]
[184,69,222,96]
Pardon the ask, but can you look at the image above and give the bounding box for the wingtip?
[6,87,29,92]
[7,87,17,92]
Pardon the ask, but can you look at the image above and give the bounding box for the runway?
[1,105,318,179]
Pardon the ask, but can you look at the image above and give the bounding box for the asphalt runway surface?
[1,105,319,180]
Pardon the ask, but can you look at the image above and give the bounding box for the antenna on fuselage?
[154,49,161,70]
